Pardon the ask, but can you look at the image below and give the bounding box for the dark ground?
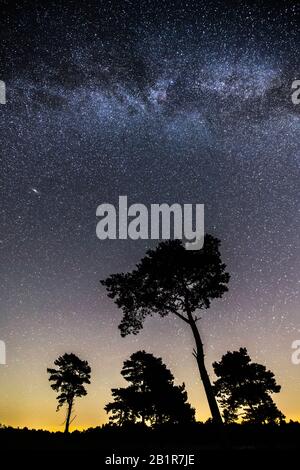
[1,422,299,466]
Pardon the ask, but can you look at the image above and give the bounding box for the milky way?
[0,1,299,429]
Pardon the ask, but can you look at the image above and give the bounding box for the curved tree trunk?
[187,311,223,425]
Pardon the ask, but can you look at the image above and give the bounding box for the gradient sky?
[0,0,299,431]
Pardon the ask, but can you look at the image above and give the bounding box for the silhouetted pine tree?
[213,348,285,424]
[47,353,91,433]
[105,350,195,426]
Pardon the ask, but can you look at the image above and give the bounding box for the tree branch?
[173,310,190,324]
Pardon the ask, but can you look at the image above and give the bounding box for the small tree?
[47,353,91,433]
[213,348,285,424]
[105,350,195,425]
[101,236,229,424]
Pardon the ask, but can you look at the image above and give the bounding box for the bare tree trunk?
[187,310,223,425]
[65,400,73,433]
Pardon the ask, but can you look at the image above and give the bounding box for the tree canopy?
[105,350,195,426]
[213,348,285,424]
[101,235,229,336]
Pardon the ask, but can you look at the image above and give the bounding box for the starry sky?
[0,0,299,430]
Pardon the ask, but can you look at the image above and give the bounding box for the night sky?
[0,0,299,430]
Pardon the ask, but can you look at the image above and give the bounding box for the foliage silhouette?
[47,353,91,433]
[105,350,195,425]
[101,235,229,424]
[213,348,285,424]
[2,422,300,456]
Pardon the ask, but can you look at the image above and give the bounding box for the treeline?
[1,421,300,452]
[47,347,285,433]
